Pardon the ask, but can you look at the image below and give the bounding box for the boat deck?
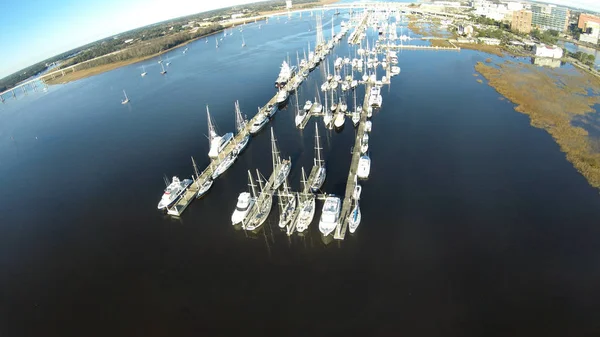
[334,83,371,240]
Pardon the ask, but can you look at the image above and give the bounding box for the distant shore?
[45,0,339,85]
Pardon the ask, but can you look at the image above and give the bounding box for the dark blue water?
[1,10,600,337]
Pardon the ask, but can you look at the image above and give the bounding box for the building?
[231,13,244,19]
[286,0,292,9]
[580,21,600,44]
[578,13,600,30]
[479,37,501,45]
[534,44,563,58]
[531,4,569,32]
[511,9,532,33]
[505,2,524,12]
[474,1,510,21]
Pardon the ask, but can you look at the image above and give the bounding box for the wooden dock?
[334,83,371,240]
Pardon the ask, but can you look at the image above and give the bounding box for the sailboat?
[323,88,333,128]
[295,167,316,233]
[348,199,361,233]
[270,127,291,190]
[294,94,307,128]
[160,62,167,75]
[140,65,147,77]
[241,33,246,47]
[277,178,297,228]
[232,171,257,225]
[207,105,234,160]
[165,54,171,66]
[233,100,250,154]
[192,156,213,198]
[310,123,326,192]
[216,39,219,49]
[121,90,129,104]
[243,169,273,231]
[334,97,346,129]
[352,90,360,127]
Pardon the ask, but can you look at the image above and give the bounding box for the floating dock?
[334,83,371,240]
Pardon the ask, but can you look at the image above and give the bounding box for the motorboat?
[353,184,362,200]
[157,176,192,210]
[231,192,255,225]
[250,112,268,134]
[321,82,329,92]
[318,196,341,236]
[391,66,401,76]
[357,155,371,179]
[266,103,277,118]
[211,152,237,179]
[364,120,372,132]
[208,132,234,159]
[275,60,296,88]
[276,89,289,106]
[360,133,369,153]
[348,200,361,234]
[339,99,347,113]
[367,106,373,118]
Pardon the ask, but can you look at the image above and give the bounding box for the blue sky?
[0,0,257,79]
[1,0,599,79]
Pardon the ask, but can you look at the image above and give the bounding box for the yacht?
[357,155,371,179]
[211,151,237,179]
[157,176,192,210]
[232,192,255,225]
[208,132,234,159]
[319,196,341,236]
[275,61,296,88]
[250,110,268,135]
[310,123,326,192]
[348,200,361,234]
[276,89,289,106]
[360,133,369,153]
[266,103,277,118]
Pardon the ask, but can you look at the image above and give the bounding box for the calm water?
[2,10,600,337]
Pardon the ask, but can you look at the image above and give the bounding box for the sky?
[1,0,600,79]
[0,0,258,79]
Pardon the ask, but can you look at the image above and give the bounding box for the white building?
[505,2,524,11]
[479,37,501,45]
[286,0,292,9]
[580,21,600,45]
[473,1,510,21]
[231,13,244,19]
[534,44,563,58]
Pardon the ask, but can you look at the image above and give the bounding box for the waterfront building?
[579,21,600,45]
[534,44,563,58]
[578,13,600,30]
[511,10,533,34]
[531,4,569,32]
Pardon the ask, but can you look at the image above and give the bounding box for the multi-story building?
[578,13,600,30]
[531,4,569,32]
[580,21,600,44]
[511,10,533,34]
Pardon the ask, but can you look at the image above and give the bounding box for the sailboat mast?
[301,167,308,194]
[314,123,323,166]
[270,127,281,172]
[206,105,216,145]
[123,90,128,100]
[248,170,257,198]
[256,169,265,192]
[192,156,201,188]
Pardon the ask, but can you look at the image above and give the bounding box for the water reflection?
[531,57,562,68]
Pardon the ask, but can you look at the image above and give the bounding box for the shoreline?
[45,0,339,85]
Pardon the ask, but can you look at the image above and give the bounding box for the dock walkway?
[334,83,371,240]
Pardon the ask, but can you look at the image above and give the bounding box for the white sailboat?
[207,105,234,160]
[270,127,291,190]
[310,123,326,192]
[233,100,250,154]
[296,167,316,233]
[348,199,361,233]
[165,54,171,66]
[192,156,213,199]
[160,62,167,75]
[121,90,130,104]
[241,33,246,47]
[140,65,147,77]
[277,179,297,228]
[244,169,273,231]
[352,90,360,127]
[294,94,307,128]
